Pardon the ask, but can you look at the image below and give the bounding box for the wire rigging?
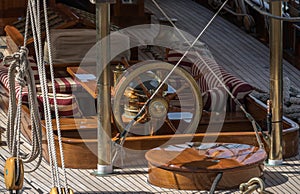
[150,0,269,149]
[112,0,231,163]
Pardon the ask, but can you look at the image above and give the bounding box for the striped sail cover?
[192,57,253,111]
[165,43,214,74]
[202,86,228,112]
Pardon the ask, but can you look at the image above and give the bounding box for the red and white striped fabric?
[166,45,214,74]
[192,57,253,111]
[0,66,27,100]
[0,61,84,118]
[36,93,83,118]
[202,86,228,112]
[27,57,83,93]
[166,49,194,74]
[35,77,83,93]
[28,56,40,83]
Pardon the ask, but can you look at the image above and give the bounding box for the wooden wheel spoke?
[135,77,152,98]
[155,83,167,97]
[122,57,152,98]
[166,117,177,133]
[169,105,195,113]
[135,109,149,123]
[149,118,160,136]
[166,83,189,101]
[166,92,177,101]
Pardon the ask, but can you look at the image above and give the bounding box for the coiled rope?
[5,46,42,172]
[5,0,69,192]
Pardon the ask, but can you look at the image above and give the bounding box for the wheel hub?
[148,98,169,118]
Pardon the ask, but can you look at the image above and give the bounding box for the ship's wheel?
[112,60,202,136]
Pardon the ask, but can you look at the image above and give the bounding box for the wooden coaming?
[0,82,296,169]
[145,143,266,190]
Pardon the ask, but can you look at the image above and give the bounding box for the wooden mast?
[93,0,116,174]
[268,0,283,165]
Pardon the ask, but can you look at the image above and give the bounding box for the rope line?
[5,46,43,172]
[25,1,70,191]
[112,0,231,162]
[151,0,268,149]
[43,0,68,189]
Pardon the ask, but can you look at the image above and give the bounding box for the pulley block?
[50,187,74,194]
[4,157,24,191]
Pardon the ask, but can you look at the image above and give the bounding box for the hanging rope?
[3,1,43,190]
[26,0,71,192]
[5,45,43,171]
[43,0,69,190]
[27,0,60,187]
[4,0,71,192]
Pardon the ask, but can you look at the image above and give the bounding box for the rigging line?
[43,0,68,189]
[152,0,267,148]
[151,0,229,100]
[35,0,60,189]
[23,2,30,47]
[28,0,59,188]
[152,0,233,98]
[114,0,229,153]
[244,0,300,22]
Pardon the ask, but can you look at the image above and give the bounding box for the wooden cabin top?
[145,143,267,172]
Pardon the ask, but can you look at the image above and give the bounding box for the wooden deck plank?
[0,36,9,57]
[1,120,299,193]
[145,0,300,92]
[0,0,300,193]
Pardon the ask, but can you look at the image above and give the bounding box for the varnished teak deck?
[1,0,300,193]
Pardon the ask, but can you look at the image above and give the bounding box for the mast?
[92,0,116,174]
[268,0,283,165]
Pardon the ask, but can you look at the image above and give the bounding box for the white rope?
[43,0,68,189]
[5,46,43,172]
[28,0,60,189]
[26,0,70,192]
[23,1,30,47]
